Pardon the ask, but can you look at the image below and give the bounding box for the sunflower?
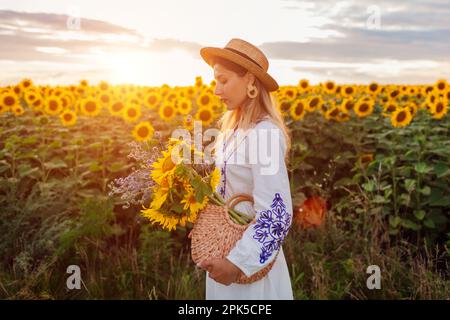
[306,96,322,112]
[0,90,19,110]
[298,79,310,92]
[19,79,33,92]
[195,76,203,88]
[144,91,162,110]
[80,98,101,117]
[98,81,110,92]
[290,99,306,121]
[339,98,354,114]
[324,106,340,121]
[434,79,447,94]
[430,99,447,119]
[132,121,155,142]
[278,99,292,116]
[196,91,213,108]
[184,87,196,99]
[382,100,398,115]
[98,91,113,108]
[195,106,215,126]
[284,87,297,99]
[176,97,193,115]
[336,111,350,122]
[181,186,208,217]
[323,80,336,94]
[31,98,44,111]
[391,107,413,127]
[151,145,178,184]
[109,100,126,116]
[44,96,63,116]
[149,182,170,210]
[367,82,382,96]
[406,102,418,116]
[123,103,142,122]
[140,207,181,231]
[210,167,221,191]
[12,105,25,116]
[60,110,77,126]
[159,102,177,122]
[183,115,194,131]
[354,98,374,117]
[79,79,89,87]
[341,85,355,98]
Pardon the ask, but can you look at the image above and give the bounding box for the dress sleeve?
[226,123,293,278]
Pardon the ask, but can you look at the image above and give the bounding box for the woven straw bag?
[189,193,278,284]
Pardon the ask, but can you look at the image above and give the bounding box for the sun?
[98,49,199,86]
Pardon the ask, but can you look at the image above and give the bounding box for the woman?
[197,39,294,300]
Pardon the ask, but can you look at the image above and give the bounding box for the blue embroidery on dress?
[252,193,291,264]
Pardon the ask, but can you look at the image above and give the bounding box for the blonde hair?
[212,57,291,163]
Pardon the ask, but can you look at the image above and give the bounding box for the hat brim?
[200,47,279,92]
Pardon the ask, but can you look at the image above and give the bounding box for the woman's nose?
[214,85,222,96]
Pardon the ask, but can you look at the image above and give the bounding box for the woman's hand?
[197,258,244,286]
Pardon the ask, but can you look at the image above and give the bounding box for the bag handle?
[225,193,254,209]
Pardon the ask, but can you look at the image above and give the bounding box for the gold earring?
[247,84,258,99]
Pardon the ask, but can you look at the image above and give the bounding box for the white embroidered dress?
[205,118,294,300]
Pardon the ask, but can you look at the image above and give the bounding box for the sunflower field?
[0,77,448,299]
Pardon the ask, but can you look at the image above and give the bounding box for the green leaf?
[401,219,421,231]
[423,218,435,229]
[89,161,103,172]
[413,210,426,221]
[362,180,375,192]
[414,163,433,174]
[389,216,401,228]
[18,164,40,178]
[373,195,388,204]
[419,186,431,195]
[404,179,416,193]
[22,135,39,145]
[433,163,450,178]
[44,159,68,170]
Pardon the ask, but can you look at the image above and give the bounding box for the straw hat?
[200,38,279,92]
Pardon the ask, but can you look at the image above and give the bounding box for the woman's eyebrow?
[214,74,226,80]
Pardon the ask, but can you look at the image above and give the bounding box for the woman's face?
[213,63,253,111]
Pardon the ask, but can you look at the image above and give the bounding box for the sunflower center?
[137,126,149,137]
[326,83,334,90]
[345,88,353,94]
[64,113,73,121]
[438,83,445,90]
[4,96,15,106]
[359,103,369,112]
[201,95,210,105]
[164,106,173,117]
[148,96,157,105]
[200,110,211,121]
[85,101,96,112]
[330,109,339,117]
[162,157,175,172]
[369,84,378,91]
[436,103,444,113]
[310,98,318,108]
[101,95,110,103]
[128,108,137,117]
[49,100,58,110]
[396,111,406,122]
[295,103,304,115]
[112,102,124,112]
[387,105,396,112]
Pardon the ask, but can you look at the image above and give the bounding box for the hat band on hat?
[224,47,263,69]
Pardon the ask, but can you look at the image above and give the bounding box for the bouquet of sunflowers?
[141,138,252,231]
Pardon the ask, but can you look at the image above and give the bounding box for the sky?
[0,0,449,86]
